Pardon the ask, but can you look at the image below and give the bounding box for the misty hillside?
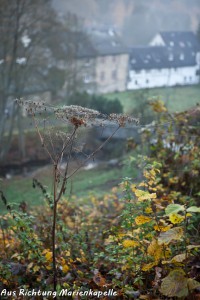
[52,0,200,45]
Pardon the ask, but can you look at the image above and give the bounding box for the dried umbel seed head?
[15,99,47,114]
[54,105,101,125]
[109,113,139,127]
[15,100,139,128]
[70,116,86,128]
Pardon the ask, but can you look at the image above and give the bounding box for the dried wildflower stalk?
[16,99,139,292]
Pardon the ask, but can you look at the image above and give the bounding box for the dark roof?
[88,30,128,56]
[129,46,197,71]
[159,31,200,52]
[49,30,129,59]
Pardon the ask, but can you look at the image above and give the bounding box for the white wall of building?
[149,34,165,47]
[127,65,199,90]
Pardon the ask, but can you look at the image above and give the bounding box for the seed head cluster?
[16,99,139,128]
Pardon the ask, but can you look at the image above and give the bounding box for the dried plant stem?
[52,129,76,293]
[32,114,55,164]
[52,164,58,293]
[66,125,120,180]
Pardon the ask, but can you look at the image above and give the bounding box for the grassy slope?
[107,85,200,113]
[0,162,135,213]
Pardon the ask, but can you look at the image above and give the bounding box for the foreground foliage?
[0,101,200,299]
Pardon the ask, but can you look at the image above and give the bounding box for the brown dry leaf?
[171,253,187,263]
[152,267,162,288]
[160,269,188,298]
[187,245,200,250]
[93,270,107,287]
[139,295,151,299]
[187,278,200,291]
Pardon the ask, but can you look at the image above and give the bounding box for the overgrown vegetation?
[67,92,123,114]
[107,85,200,115]
[0,100,200,299]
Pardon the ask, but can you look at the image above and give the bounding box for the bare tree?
[0,0,66,162]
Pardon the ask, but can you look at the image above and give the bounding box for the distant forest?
[52,0,200,45]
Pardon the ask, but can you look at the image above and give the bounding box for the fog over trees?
[52,0,200,45]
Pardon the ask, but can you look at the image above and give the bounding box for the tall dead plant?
[16,99,139,293]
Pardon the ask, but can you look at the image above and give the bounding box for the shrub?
[67,92,123,114]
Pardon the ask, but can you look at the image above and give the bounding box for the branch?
[66,124,121,181]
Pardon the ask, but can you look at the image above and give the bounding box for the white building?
[127,31,200,90]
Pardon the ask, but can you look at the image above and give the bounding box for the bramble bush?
[0,100,200,299]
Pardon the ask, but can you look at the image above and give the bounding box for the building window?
[83,74,91,83]
[100,71,105,81]
[112,70,117,80]
[168,54,174,61]
[135,80,138,85]
[179,41,185,47]
[146,79,149,84]
[101,57,105,64]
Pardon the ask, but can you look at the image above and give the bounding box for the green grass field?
[0,160,136,213]
[107,85,200,113]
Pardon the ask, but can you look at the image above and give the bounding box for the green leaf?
[187,206,200,213]
[160,269,188,298]
[158,227,183,245]
[165,204,184,215]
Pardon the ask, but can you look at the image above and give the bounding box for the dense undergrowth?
[0,101,200,299]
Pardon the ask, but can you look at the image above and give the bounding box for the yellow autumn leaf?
[150,100,167,113]
[62,265,69,273]
[65,250,70,256]
[138,182,148,188]
[154,224,172,232]
[135,189,157,201]
[186,213,192,217]
[33,265,40,273]
[147,239,162,261]
[142,261,157,272]
[169,213,184,224]
[60,258,66,266]
[145,207,153,214]
[27,262,34,270]
[122,239,139,248]
[135,215,152,225]
[45,251,53,262]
